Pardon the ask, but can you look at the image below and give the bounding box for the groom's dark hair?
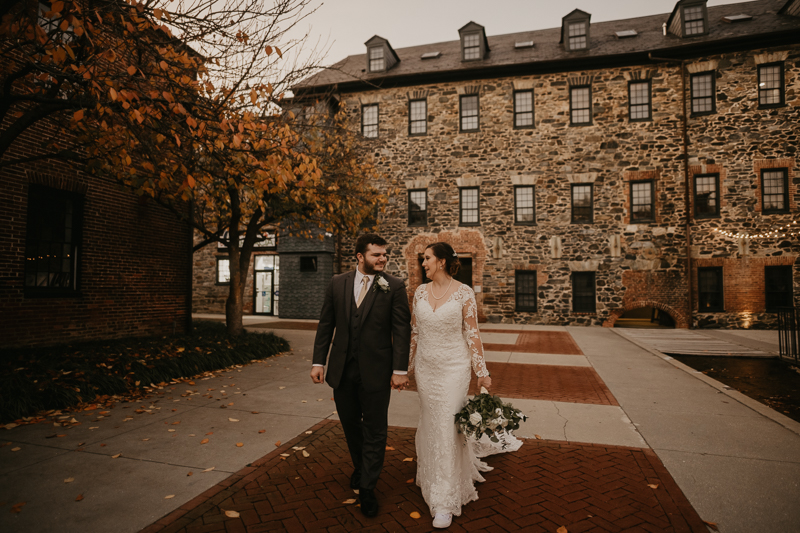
[355,233,387,257]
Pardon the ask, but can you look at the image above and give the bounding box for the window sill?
[570,312,597,316]
[758,104,786,110]
[459,223,481,227]
[24,289,83,299]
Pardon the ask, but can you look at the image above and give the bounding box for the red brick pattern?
[604,270,690,329]
[406,362,618,406]
[482,331,584,355]
[139,420,707,533]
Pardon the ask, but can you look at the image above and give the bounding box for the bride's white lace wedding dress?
[409,283,522,518]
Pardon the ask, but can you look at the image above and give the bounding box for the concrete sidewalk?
[1,321,798,532]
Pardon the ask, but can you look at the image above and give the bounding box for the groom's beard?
[361,258,386,275]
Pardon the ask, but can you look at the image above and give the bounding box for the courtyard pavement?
[1,318,798,532]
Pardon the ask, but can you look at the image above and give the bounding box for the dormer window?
[463,33,481,60]
[667,1,709,38]
[568,22,587,49]
[683,5,704,34]
[458,22,489,62]
[368,47,384,72]
[364,35,399,73]
[561,10,592,51]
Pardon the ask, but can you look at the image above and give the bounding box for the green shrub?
[0,321,289,423]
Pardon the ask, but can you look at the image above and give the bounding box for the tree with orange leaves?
[1,0,385,336]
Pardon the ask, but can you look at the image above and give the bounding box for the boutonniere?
[374,275,391,293]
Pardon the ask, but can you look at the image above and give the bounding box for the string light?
[712,223,797,240]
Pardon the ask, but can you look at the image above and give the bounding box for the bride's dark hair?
[426,242,460,277]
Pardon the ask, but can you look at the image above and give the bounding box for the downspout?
[186,201,194,334]
[649,53,693,329]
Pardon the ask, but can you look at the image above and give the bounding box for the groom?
[310,233,411,517]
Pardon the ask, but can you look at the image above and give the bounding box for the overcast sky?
[290,0,757,67]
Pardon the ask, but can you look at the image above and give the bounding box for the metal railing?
[777,307,800,364]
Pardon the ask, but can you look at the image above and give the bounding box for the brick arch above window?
[403,229,488,321]
[26,171,88,195]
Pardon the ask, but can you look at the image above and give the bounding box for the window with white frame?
[460,95,479,131]
[409,99,427,135]
[514,90,534,128]
[691,72,715,115]
[459,187,479,225]
[463,33,480,60]
[758,63,784,108]
[361,104,378,138]
[570,86,591,125]
[629,81,651,121]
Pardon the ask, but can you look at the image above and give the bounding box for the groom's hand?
[310,366,324,384]
[391,374,409,390]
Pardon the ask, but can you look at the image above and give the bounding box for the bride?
[409,242,508,529]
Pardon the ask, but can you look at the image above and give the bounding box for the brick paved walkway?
[406,362,618,406]
[483,331,584,355]
[140,420,706,533]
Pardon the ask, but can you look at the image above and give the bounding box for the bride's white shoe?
[432,513,452,528]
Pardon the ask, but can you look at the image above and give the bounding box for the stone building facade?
[295,0,800,328]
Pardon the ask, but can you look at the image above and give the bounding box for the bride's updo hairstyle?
[426,242,461,277]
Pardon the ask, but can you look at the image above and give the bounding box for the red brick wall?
[603,270,690,328]
[0,119,192,348]
[693,256,796,314]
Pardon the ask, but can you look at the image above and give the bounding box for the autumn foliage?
[2,0,386,335]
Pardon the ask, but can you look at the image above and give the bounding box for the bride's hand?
[477,375,492,392]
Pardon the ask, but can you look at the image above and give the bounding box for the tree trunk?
[226,244,246,336]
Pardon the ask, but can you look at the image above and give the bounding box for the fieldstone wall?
[336,44,800,327]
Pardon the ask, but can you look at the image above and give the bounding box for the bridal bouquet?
[455,387,527,443]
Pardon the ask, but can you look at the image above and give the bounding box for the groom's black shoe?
[350,470,361,491]
[359,488,379,517]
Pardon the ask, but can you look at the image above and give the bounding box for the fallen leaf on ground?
[703,520,719,531]
[75,495,84,502]
[535,435,542,440]
[228,418,239,422]
[274,441,280,447]
[206,432,213,435]
[111,454,121,458]
[406,479,414,483]
[301,400,307,403]
[557,527,568,533]
[100,444,106,447]
[410,512,421,519]
[302,450,309,457]
[278,386,286,390]
[385,446,395,451]
[142,438,150,441]
[187,472,193,476]
[171,421,180,425]
[236,443,244,447]
[305,431,313,435]
[292,446,305,450]
[5,423,18,430]
[343,498,357,504]
[403,457,414,462]
[168,429,176,432]
[224,510,240,518]
[228,403,234,406]
[11,502,25,513]
[11,447,20,452]
[280,453,290,457]
[202,467,215,472]
[647,484,659,489]
[64,477,74,483]
[200,439,209,444]
[258,430,265,434]
[57,434,66,438]
[164,495,174,499]
[317,399,323,402]
[251,411,259,414]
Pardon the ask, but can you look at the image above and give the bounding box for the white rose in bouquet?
[495,408,503,416]
[469,411,483,426]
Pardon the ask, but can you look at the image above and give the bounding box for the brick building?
[291,0,800,328]
[0,124,193,347]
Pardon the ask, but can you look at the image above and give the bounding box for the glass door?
[254,255,279,315]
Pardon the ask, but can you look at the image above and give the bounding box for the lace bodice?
[409,283,490,378]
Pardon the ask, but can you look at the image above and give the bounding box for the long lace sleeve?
[409,288,420,373]
[462,287,489,378]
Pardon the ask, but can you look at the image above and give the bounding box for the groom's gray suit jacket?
[313,270,411,392]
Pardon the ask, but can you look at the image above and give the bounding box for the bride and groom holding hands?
[311,233,512,529]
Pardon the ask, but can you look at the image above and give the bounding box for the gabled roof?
[458,21,491,52]
[560,9,592,44]
[294,0,799,95]
[666,0,707,28]
[364,35,400,63]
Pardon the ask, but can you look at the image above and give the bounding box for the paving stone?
[139,420,707,533]
[483,331,585,355]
